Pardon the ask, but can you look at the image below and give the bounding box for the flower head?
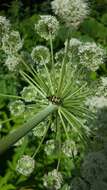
[43,169,63,190]
[0,16,10,34]
[31,45,50,65]
[9,100,25,116]
[68,38,82,48]
[33,122,48,137]
[21,86,37,102]
[101,77,107,87]
[16,155,35,176]
[95,77,107,97]
[35,15,59,40]
[44,139,55,156]
[5,55,20,71]
[62,139,77,157]
[51,0,89,27]
[78,42,105,71]
[2,30,23,54]
[86,96,107,113]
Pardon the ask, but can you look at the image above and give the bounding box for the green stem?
[49,32,54,70]
[0,104,57,155]
[49,32,56,93]
[32,123,49,158]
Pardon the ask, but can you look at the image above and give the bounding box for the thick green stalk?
[0,104,57,155]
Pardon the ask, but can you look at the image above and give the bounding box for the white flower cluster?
[2,30,23,55]
[16,155,35,176]
[43,169,63,190]
[86,96,107,112]
[21,86,37,102]
[101,77,107,86]
[62,139,77,157]
[0,16,10,34]
[51,0,89,27]
[33,122,47,137]
[78,42,105,71]
[31,45,50,65]
[68,38,82,48]
[9,100,25,116]
[81,151,107,183]
[35,15,59,40]
[96,77,107,97]
[44,139,55,156]
[5,55,20,71]
[0,17,23,71]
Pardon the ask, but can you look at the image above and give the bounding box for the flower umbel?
[35,15,59,40]
[43,169,63,190]
[5,55,20,71]
[9,100,25,116]
[21,86,37,102]
[2,30,23,54]
[78,42,105,71]
[16,155,35,176]
[0,16,10,34]
[31,45,50,66]
[51,0,89,27]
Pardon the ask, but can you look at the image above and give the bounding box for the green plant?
[0,1,107,189]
